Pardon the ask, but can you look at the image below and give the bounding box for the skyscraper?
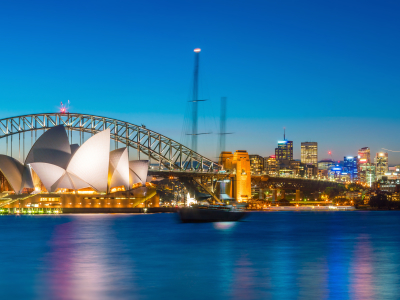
[358,147,371,165]
[343,156,358,180]
[358,147,371,183]
[375,152,388,180]
[359,164,376,186]
[275,130,293,162]
[301,142,318,166]
[249,154,264,175]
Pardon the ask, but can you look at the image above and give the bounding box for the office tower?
[358,147,371,182]
[301,142,318,166]
[264,155,277,175]
[275,130,293,162]
[359,164,376,186]
[358,147,371,164]
[375,152,388,180]
[249,154,264,175]
[343,156,358,180]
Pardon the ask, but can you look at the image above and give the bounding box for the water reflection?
[1,212,400,299]
[350,235,375,300]
[38,216,138,300]
[213,222,237,231]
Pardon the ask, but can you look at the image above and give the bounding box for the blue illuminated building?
[275,129,293,162]
[329,165,342,178]
[343,156,358,180]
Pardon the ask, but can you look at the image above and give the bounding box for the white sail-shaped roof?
[30,163,66,193]
[53,172,90,191]
[0,155,27,193]
[22,167,34,190]
[66,129,110,192]
[25,125,71,169]
[129,160,149,186]
[109,148,129,190]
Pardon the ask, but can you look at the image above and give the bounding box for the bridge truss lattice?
[0,113,220,172]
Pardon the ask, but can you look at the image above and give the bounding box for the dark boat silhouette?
[179,204,247,223]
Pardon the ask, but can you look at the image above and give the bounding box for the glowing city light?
[194,48,201,53]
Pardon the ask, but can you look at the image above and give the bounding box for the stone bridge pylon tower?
[219,150,251,202]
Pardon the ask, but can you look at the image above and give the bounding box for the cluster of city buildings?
[249,134,395,186]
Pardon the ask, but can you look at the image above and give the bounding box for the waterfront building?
[343,156,358,180]
[0,125,158,210]
[249,154,264,175]
[376,178,400,193]
[375,152,388,180]
[301,142,318,167]
[264,155,277,176]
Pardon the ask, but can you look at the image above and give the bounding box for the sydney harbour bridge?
[0,112,340,202]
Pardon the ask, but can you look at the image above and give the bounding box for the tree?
[324,184,346,200]
[369,193,389,209]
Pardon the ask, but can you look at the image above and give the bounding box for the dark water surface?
[1,211,400,300]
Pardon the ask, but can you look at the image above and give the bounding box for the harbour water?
[0,211,400,300]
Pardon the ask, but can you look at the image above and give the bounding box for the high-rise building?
[343,156,358,180]
[358,147,371,182]
[264,155,277,175]
[375,152,388,180]
[359,163,376,186]
[275,140,293,161]
[275,130,293,162]
[358,147,371,165]
[249,154,264,175]
[301,142,318,167]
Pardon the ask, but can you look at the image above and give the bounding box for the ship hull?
[179,208,247,223]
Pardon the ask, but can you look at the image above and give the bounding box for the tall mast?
[191,48,201,153]
[219,97,227,153]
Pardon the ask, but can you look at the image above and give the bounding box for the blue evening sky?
[0,1,399,163]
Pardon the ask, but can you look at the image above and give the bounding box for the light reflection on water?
[0,212,399,299]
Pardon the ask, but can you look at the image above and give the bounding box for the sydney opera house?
[0,125,160,213]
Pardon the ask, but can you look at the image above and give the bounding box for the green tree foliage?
[323,184,346,199]
[369,193,389,209]
[347,183,362,192]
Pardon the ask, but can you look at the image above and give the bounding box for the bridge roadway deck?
[149,171,342,190]
[252,175,342,191]
[148,170,232,180]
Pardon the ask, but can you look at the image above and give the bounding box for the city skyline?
[0,1,400,163]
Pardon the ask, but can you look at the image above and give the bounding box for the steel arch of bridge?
[0,113,220,172]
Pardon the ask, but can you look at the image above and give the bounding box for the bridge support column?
[150,194,160,207]
[280,190,285,200]
[296,190,301,202]
[272,189,277,203]
[259,188,263,200]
